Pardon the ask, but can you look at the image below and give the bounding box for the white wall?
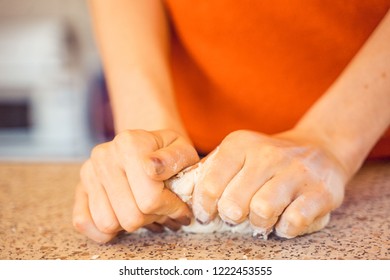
[0,0,100,74]
[0,0,101,161]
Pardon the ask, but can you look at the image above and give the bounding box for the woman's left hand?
[192,129,348,238]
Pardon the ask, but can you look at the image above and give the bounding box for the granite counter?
[0,161,389,260]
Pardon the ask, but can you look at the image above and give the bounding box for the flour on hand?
[164,155,330,239]
[165,162,253,235]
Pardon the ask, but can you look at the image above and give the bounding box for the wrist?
[108,68,191,140]
[275,127,358,181]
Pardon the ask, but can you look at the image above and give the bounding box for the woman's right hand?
[72,129,199,243]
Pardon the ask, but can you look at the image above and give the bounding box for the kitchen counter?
[0,160,389,260]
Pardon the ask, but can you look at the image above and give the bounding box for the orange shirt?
[165,1,390,158]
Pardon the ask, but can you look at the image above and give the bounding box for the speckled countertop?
[0,160,389,260]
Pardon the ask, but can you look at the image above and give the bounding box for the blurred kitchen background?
[0,0,112,161]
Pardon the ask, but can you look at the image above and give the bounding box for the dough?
[165,157,330,239]
[165,162,252,235]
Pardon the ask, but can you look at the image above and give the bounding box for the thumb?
[143,132,200,181]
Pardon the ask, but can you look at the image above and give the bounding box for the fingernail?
[192,198,213,225]
[251,225,273,240]
[274,221,294,239]
[222,203,242,221]
[150,157,165,175]
[193,206,211,225]
[195,218,209,225]
[224,221,237,227]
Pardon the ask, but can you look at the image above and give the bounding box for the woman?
[73,0,390,243]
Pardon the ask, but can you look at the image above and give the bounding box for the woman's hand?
[192,129,349,238]
[73,129,199,243]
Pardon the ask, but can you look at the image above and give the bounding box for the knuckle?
[114,130,133,146]
[96,219,119,234]
[293,160,314,177]
[90,143,109,161]
[250,198,275,220]
[72,214,89,233]
[202,186,221,201]
[120,214,145,233]
[285,210,310,228]
[258,144,282,161]
[114,129,146,150]
[79,160,93,182]
[137,195,161,214]
[224,130,252,144]
[90,145,112,177]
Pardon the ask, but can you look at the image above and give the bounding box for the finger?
[217,157,277,225]
[131,186,193,219]
[81,160,121,234]
[304,214,330,235]
[175,215,192,226]
[157,216,183,232]
[91,145,159,232]
[72,183,117,243]
[143,130,200,180]
[88,188,121,234]
[274,192,332,238]
[144,216,189,233]
[144,223,165,233]
[126,162,193,220]
[100,169,159,232]
[192,146,244,224]
[110,160,191,224]
[248,173,301,236]
[113,131,193,220]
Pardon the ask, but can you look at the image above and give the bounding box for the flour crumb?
[90,254,100,260]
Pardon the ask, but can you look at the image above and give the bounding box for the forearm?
[293,10,390,178]
[88,0,187,136]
